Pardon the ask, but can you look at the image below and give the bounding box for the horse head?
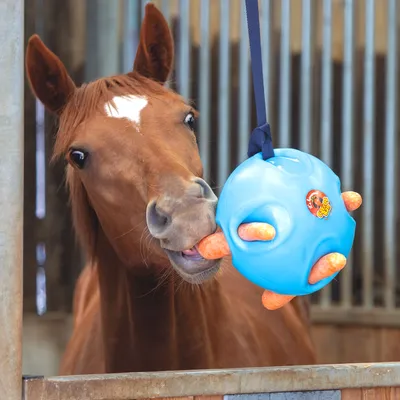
[25,4,220,284]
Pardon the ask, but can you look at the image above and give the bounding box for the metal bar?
[384,0,398,310]
[35,101,46,219]
[320,0,333,168]
[199,0,211,181]
[0,0,23,398]
[122,0,140,73]
[318,0,333,308]
[362,0,375,309]
[279,0,291,147]
[140,0,149,20]
[217,0,231,188]
[34,0,46,222]
[300,0,312,153]
[161,0,171,88]
[340,0,354,308]
[178,0,190,101]
[85,0,120,80]
[238,0,250,163]
[161,0,170,24]
[23,363,400,400]
[260,0,271,140]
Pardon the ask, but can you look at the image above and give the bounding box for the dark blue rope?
[245,0,274,160]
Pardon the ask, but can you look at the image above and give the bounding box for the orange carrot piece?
[342,191,362,212]
[262,252,346,310]
[261,290,294,310]
[197,222,275,260]
[238,222,276,242]
[308,252,347,285]
[197,231,230,260]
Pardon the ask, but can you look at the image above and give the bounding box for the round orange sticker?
[306,190,332,219]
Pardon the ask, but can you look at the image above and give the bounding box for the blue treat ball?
[216,148,356,296]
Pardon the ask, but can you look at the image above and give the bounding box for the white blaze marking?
[104,95,148,131]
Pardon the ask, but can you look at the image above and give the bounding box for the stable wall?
[22,313,400,376]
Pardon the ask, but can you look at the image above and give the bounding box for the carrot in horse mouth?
[196,231,231,260]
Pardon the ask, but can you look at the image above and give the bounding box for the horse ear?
[133,3,174,84]
[25,34,76,115]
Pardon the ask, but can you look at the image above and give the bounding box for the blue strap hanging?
[245,0,275,160]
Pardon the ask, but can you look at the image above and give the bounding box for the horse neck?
[94,227,221,373]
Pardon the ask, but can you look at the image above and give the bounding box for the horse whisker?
[113,218,147,240]
[136,265,173,298]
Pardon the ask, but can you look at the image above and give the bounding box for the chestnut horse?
[25,4,316,375]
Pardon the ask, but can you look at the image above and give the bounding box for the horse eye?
[184,112,196,131]
[69,149,88,169]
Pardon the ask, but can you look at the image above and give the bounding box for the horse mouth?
[164,246,221,284]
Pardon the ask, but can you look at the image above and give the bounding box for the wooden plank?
[339,326,381,363]
[380,328,400,362]
[23,363,400,400]
[311,307,400,328]
[195,397,223,400]
[146,397,194,400]
[310,324,400,365]
[225,392,340,399]
[341,387,400,399]
[144,397,223,400]
[311,325,341,364]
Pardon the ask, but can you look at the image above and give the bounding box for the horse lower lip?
[182,252,204,261]
[165,249,220,281]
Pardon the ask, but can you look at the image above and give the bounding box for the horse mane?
[52,72,167,263]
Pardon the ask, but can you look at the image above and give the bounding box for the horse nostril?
[146,201,171,236]
[194,178,217,201]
